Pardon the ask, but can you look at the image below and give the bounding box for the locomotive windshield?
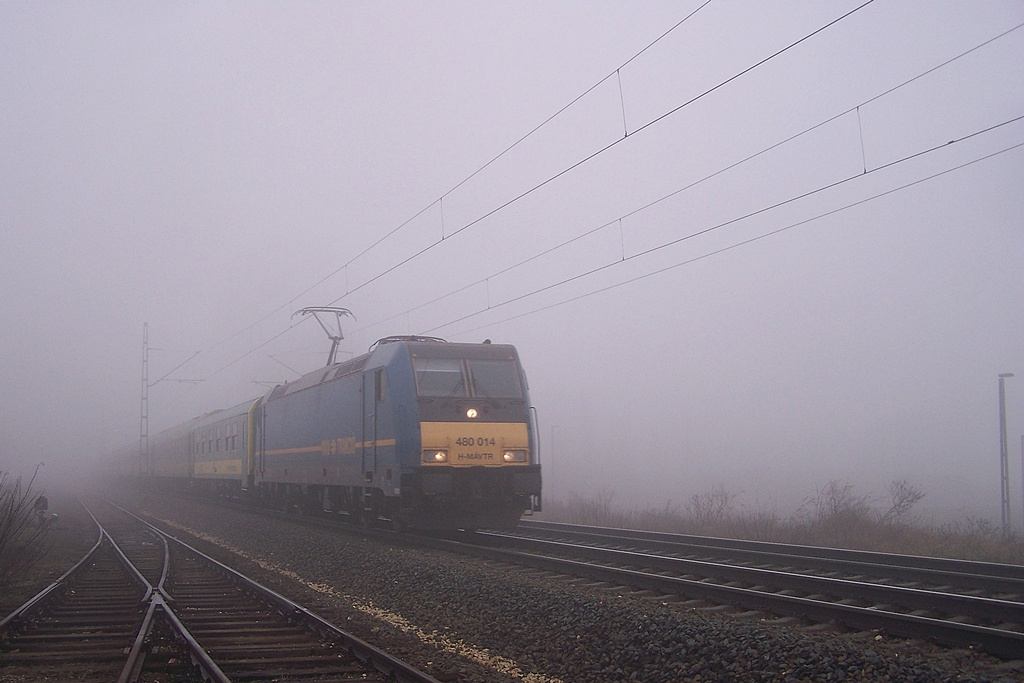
[467,359,522,398]
[414,357,522,399]
[414,358,465,396]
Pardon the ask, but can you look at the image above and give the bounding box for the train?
[140,335,542,530]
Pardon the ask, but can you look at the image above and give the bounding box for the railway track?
[0,524,155,681]
[76,490,1024,679]
[0,499,439,682]
[517,520,1024,594]
[142,493,1024,660]
[433,519,1024,659]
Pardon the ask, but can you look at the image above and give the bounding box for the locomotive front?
[404,341,542,529]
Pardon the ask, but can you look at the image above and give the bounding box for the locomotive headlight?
[423,449,448,463]
[466,408,478,419]
[502,450,527,463]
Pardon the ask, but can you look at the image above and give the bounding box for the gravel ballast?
[18,491,1024,682]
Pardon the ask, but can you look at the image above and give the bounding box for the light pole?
[999,373,1014,536]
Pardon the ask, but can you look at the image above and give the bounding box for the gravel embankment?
[13,491,1024,682]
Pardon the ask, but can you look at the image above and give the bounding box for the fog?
[2,3,1022,524]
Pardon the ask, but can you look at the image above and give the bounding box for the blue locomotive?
[146,336,542,530]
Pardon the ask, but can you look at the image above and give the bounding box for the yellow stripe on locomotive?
[420,421,530,466]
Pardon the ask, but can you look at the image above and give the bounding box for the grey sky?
[2,2,1022,522]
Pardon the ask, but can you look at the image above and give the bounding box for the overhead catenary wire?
[183,2,874,384]
[342,20,1024,340]
[190,2,1018,387]
[324,0,877,309]
[438,140,1024,339]
[181,0,716,364]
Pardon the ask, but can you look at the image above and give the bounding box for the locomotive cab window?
[414,356,522,399]
[414,358,466,397]
[467,359,522,399]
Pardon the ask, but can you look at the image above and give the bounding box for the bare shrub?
[541,478,1021,562]
[634,500,684,533]
[734,509,779,541]
[791,480,876,547]
[807,480,873,523]
[947,514,999,539]
[686,484,736,528]
[0,469,52,591]
[878,479,925,527]
[566,489,621,527]
[930,514,1024,563]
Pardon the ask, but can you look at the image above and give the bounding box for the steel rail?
[519,519,1024,583]
[488,533,1024,621]
[1,506,166,682]
[149,595,232,683]
[509,524,1024,597]
[80,502,216,683]
[100,527,155,602]
[0,500,103,631]
[432,533,1024,659]
[109,500,441,683]
[88,504,219,683]
[123,492,1024,662]
[161,530,439,683]
[118,594,231,683]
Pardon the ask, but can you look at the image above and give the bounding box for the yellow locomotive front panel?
[420,421,531,467]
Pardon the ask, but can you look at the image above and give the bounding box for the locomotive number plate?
[421,422,530,467]
[455,436,496,447]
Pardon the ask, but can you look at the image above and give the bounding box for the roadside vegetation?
[540,479,1024,565]
[0,468,53,594]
